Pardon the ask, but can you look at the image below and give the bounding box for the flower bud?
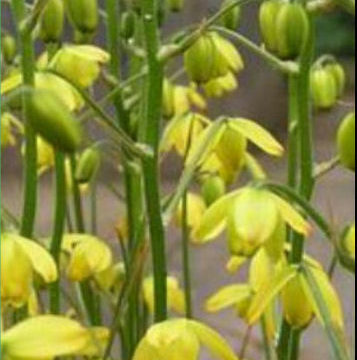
[282,274,314,329]
[201,175,226,206]
[325,62,346,97]
[39,0,64,43]
[220,0,242,30]
[184,34,217,84]
[275,3,309,60]
[168,0,184,12]
[29,90,82,153]
[343,224,355,260]
[1,34,17,64]
[259,0,283,53]
[75,147,100,183]
[339,224,355,273]
[65,0,98,36]
[337,112,355,171]
[120,11,136,40]
[311,68,338,110]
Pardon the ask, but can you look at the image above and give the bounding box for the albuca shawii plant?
[0,0,355,359]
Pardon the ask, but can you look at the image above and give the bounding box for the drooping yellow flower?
[160,112,209,157]
[186,117,284,185]
[62,233,113,282]
[206,248,277,338]
[47,45,110,88]
[163,79,207,118]
[1,233,58,308]
[1,315,108,359]
[133,319,238,360]
[173,192,207,230]
[1,72,84,111]
[247,261,345,331]
[143,276,186,314]
[1,113,23,148]
[194,186,310,259]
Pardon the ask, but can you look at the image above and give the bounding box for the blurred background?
[1,1,355,359]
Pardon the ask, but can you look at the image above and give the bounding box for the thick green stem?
[49,152,66,314]
[140,0,167,322]
[282,15,315,360]
[11,0,38,238]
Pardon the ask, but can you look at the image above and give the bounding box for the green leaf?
[302,266,351,360]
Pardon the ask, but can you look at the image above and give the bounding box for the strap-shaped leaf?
[246,265,297,324]
[228,118,284,156]
[302,266,350,360]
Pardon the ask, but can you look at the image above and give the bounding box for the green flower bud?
[325,62,346,97]
[275,3,309,60]
[29,90,82,153]
[167,0,184,12]
[75,147,100,183]
[39,0,64,43]
[1,34,17,64]
[220,0,242,30]
[65,0,98,36]
[201,175,226,206]
[337,112,355,171]
[339,224,355,273]
[311,68,338,110]
[259,0,283,53]
[184,34,217,84]
[120,11,136,40]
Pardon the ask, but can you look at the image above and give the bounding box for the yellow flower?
[173,192,207,230]
[163,79,207,118]
[62,233,113,282]
[160,112,209,157]
[143,276,186,314]
[186,117,284,185]
[247,262,345,331]
[1,113,23,148]
[47,45,110,88]
[133,319,238,360]
[206,249,276,337]
[1,72,84,111]
[1,315,108,359]
[1,233,58,308]
[194,186,310,259]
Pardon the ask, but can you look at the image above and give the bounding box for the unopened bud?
[39,0,64,43]
[337,112,355,171]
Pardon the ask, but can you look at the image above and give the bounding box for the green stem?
[140,0,167,322]
[69,155,85,233]
[90,178,98,235]
[11,0,38,238]
[49,152,66,314]
[212,26,299,75]
[283,14,315,360]
[182,190,193,318]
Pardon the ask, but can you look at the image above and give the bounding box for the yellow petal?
[188,320,239,360]
[78,327,109,357]
[249,248,275,292]
[13,235,58,283]
[1,316,90,358]
[167,277,186,314]
[244,152,267,180]
[205,284,251,312]
[1,73,22,95]
[302,267,345,331]
[247,264,297,324]
[192,189,242,243]
[269,192,312,236]
[229,118,284,156]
